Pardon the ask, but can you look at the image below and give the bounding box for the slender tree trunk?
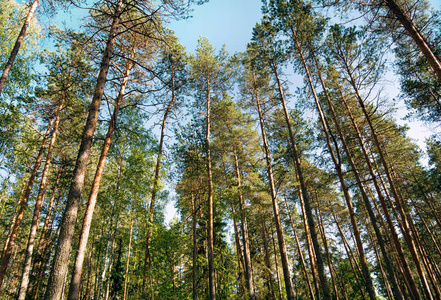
[84,240,94,300]
[0,118,53,289]
[252,71,295,300]
[232,148,255,299]
[344,60,433,299]
[205,78,216,300]
[312,51,403,299]
[270,225,283,300]
[67,45,134,300]
[43,1,124,298]
[283,195,315,300]
[17,99,63,300]
[315,205,339,300]
[297,186,321,300]
[332,212,367,300]
[123,210,134,300]
[367,226,394,300]
[0,0,39,94]
[291,37,377,300]
[34,215,61,300]
[262,219,276,300]
[143,62,177,295]
[231,204,246,297]
[339,87,422,300]
[192,194,198,300]
[382,0,441,81]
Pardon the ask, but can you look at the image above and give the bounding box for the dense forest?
[1,0,441,299]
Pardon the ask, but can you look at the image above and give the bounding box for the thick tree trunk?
[0,118,53,289]
[67,45,134,300]
[43,2,124,298]
[0,0,39,94]
[44,0,123,300]
[252,71,295,300]
[17,99,63,300]
[382,0,441,81]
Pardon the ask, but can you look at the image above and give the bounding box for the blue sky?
[169,0,262,54]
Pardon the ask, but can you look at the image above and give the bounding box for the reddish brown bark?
[43,1,124,298]
[67,49,134,300]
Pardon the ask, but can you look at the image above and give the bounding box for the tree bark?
[339,88,420,300]
[382,0,441,81]
[343,58,433,299]
[0,0,39,95]
[205,78,216,300]
[283,195,315,300]
[67,44,134,300]
[43,1,124,298]
[252,71,295,300]
[17,99,63,300]
[123,210,134,300]
[143,60,177,294]
[290,36,377,300]
[232,148,255,299]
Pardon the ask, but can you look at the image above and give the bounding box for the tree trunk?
[311,49,404,299]
[339,86,422,300]
[283,195,315,300]
[0,118,53,289]
[231,204,246,297]
[382,0,441,81]
[67,44,134,300]
[143,61,177,294]
[343,59,433,299]
[0,0,39,94]
[269,225,283,300]
[332,212,367,300]
[42,2,124,297]
[290,36,377,300]
[315,205,339,300]
[123,211,134,300]
[252,70,295,300]
[297,185,321,300]
[262,219,276,300]
[202,77,216,300]
[232,148,255,299]
[17,99,63,300]
[192,194,198,300]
